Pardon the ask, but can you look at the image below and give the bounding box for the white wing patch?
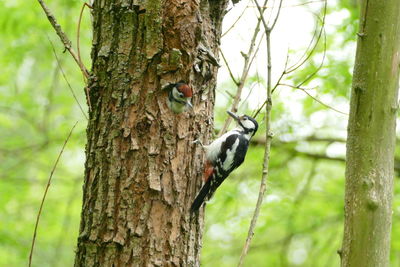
[205,131,238,163]
[222,138,240,171]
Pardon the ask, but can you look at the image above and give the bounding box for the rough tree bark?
[341,0,400,266]
[74,0,229,266]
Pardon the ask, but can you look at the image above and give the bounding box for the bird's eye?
[178,92,184,97]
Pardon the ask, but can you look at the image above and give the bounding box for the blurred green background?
[1,0,399,266]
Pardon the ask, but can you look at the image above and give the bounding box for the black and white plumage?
[165,82,193,113]
[191,111,258,212]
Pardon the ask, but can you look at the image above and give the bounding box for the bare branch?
[285,1,327,74]
[247,0,325,9]
[269,0,283,31]
[281,83,348,115]
[219,48,239,85]
[252,135,347,145]
[252,0,327,118]
[260,139,400,175]
[219,0,268,136]
[28,121,78,267]
[238,79,259,110]
[237,0,282,265]
[296,24,327,87]
[77,2,92,68]
[48,38,89,118]
[37,0,89,79]
[222,5,249,37]
[285,16,320,73]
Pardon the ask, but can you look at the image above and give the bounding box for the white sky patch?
[309,110,328,128]
[62,148,86,176]
[208,223,233,243]
[217,0,351,133]
[326,142,346,158]
[218,0,320,100]
[265,193,281,203]
[17,57,35,89]
[288,236,312,265]
[397,119,400,136]
[289,246,308,265]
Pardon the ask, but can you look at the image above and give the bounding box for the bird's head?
[227,111,258,136]
[172,83,193,109]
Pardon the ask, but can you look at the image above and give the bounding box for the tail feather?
[191,180,211,212]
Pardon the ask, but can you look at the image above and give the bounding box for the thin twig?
[296,20,327,87]
[37,0,89,79]
[269,0,282,30]
[285,16,320,73]
[28,121,78,267]
[42,60,60,131]
[76,2,93,111]
[252,0,327,118]
[247,0,325,9]
[248,33,266,74]
[219,0,268,136]
[76,2,93,112]
[48,37,89,119]
[237,0,282,265]
[258,0,281,29]
[219,48,239,85]
[286,2,326,74]
[77,2,92,66]
[222,5,249,37]
[286,84,348,115]
[238,81,258,110]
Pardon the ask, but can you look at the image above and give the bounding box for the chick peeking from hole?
[164,82,193,114]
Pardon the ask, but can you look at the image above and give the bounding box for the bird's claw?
[192,139,204,147]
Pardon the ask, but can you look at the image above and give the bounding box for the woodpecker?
[191,111,258,212]
[164,82,193,113]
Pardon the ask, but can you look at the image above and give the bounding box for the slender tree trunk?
[341,0,400,266]
[74,1,228,266]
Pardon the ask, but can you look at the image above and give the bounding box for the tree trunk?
[341,0,400,266]
[74,1,228,266]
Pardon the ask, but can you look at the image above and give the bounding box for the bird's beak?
[227,110,240,121]
[186,100,193,109]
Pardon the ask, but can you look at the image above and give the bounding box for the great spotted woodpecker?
[164,82,193,113]
[191,111,258,212]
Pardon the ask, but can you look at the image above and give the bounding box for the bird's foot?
[192,139,205,148]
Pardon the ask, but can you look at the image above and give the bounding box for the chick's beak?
[186,100,193,109]
[227,110,240,121]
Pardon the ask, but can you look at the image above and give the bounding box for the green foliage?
[0,0,89,266]
[203,0,400,266]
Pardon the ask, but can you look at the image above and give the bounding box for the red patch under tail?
[203,161,214,182]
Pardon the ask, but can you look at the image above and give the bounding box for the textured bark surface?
[341,0,400,266]
[74,0,228,266]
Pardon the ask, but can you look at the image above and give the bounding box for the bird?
[191,111,258,212]
[164,82,193,113]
